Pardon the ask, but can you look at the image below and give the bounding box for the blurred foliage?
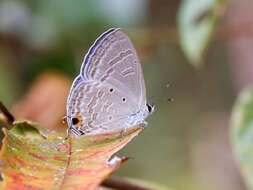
[0,62,19,107]
[178,0,226,67]
[231,87,253,189]
[0,0,250,190]
[126,178,173,190]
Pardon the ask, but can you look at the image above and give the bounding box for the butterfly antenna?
[149,95,160,105]
[149,95,174,104]
[167,97,174,103]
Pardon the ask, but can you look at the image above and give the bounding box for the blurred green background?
[0,0,251,189]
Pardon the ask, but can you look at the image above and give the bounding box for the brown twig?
[0,101,15,124]
[102,176,152,190]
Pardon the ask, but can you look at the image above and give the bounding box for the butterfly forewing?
[81,29,146,108]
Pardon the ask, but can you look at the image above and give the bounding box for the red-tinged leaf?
[0,118,142,190]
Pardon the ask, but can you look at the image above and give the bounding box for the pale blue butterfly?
[66,28,154,137]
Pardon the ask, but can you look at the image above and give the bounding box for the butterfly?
[66,28,154,137]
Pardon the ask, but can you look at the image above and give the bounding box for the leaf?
[231,87,253,189]
[178,0,225,67]
[0,118,142,190]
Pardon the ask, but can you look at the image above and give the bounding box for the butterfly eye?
[122,98,126,102]
[72,116,82,127]
[109,88,114,92]
[147,103,154,113]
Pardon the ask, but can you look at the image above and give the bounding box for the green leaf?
[0,118,142,190]
[178,0,225,67]
[231,87,253,189]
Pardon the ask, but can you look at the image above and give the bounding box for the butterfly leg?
[65,127,71,140]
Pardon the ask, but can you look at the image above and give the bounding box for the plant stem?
[102,176,152,190]
[0,101,14,124]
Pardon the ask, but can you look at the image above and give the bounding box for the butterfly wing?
[81,28,146,108]
[67,75,137,135]
[67,28,147,135]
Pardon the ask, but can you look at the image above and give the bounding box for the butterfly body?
[66,28,154,137]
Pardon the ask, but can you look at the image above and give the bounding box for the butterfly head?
[146,103,155,115]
